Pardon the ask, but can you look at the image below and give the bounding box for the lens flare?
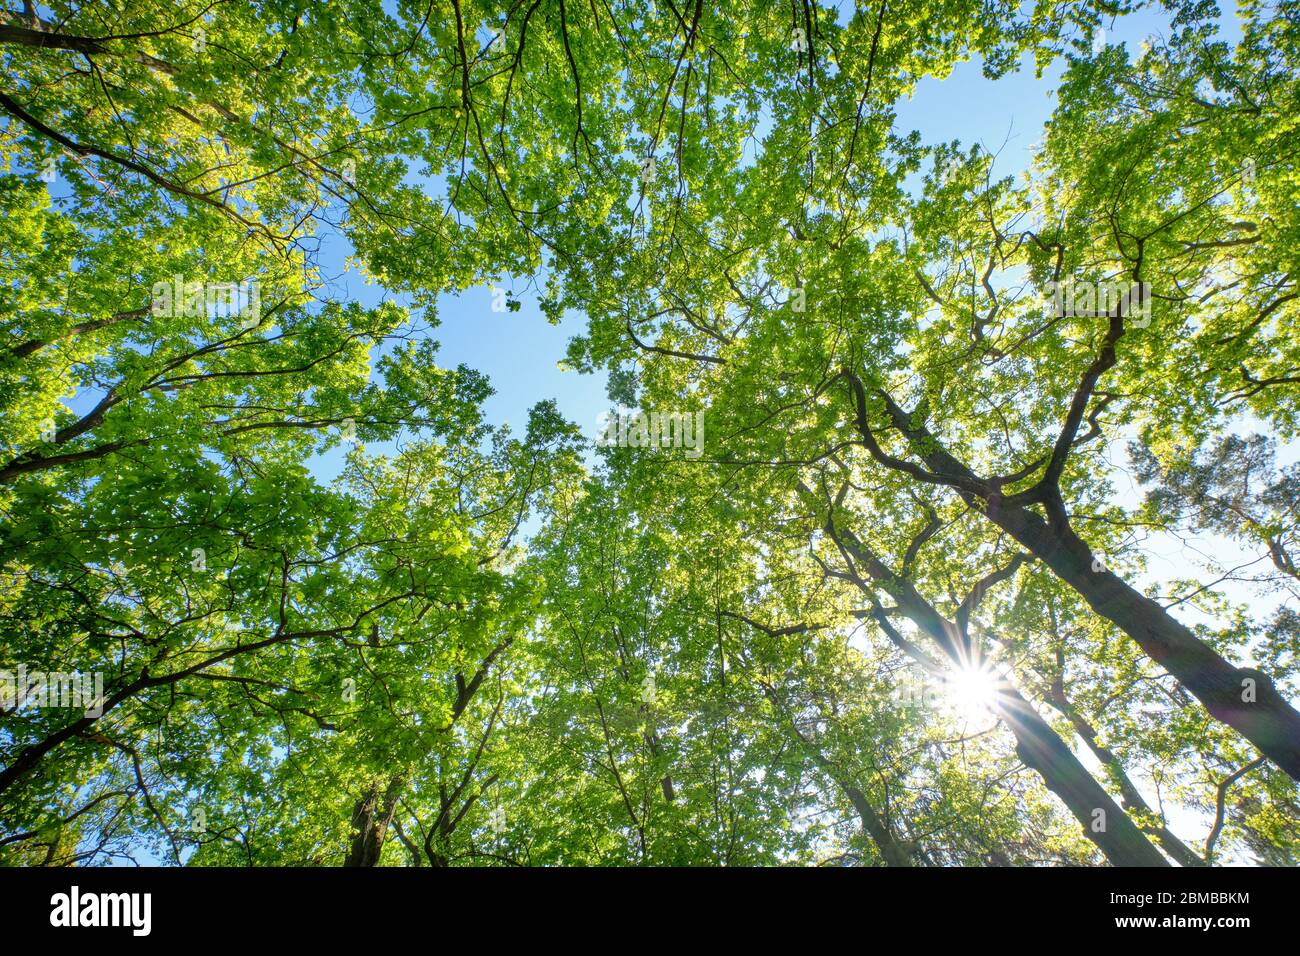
[942,663,1001,721]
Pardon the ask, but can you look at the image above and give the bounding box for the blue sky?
[317,5,1234,472]
[53,3,1241,482]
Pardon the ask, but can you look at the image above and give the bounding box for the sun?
[941,662,1002,722]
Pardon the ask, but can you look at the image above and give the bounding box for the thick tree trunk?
[989,494,1300,781]
[859,376,1300,781]
[994,684,1170,866]
[1045,689,1206,867]
[344,775,405,867]
[825,519,1168,865]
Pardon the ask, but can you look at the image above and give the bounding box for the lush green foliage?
[1,0,1297,866]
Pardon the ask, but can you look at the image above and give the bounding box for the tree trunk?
[344,775,405,867]
[818,760,913,866]
[861,377,1300,780]
[763,671,912,866]
[1045,689,1206,867]
[993,684,1170,866]
[826,519,1168,865]
[989,493,1300,781]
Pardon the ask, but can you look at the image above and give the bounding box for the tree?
[543,0,1300,780]
[4,0,1298,867]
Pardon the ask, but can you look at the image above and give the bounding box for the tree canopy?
[1,0,1298,866]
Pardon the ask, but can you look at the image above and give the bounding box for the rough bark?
[345,775,406,867]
